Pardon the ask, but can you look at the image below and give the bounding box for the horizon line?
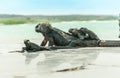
[0,13,118,16]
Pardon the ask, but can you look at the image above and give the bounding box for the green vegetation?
[0,20,32,24]
[0,14,117,25]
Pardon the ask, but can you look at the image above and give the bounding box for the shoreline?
[0,19,117,25]
[0,14,117,25]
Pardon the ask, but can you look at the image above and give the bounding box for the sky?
[0,0,120,15]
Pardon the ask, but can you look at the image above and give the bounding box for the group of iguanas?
[10,23,120,53]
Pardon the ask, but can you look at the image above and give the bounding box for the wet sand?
[0,45,120,78]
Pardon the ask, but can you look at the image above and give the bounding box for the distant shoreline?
[0,14,117,25]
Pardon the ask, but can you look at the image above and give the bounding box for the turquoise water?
[0,24,41,41]
[0,20,119,42]
[53,21,119,40]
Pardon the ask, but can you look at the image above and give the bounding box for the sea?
[0,20,120,78]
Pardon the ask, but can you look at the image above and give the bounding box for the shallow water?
[0,21,120,78]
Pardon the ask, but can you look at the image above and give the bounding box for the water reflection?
[22,52,46,65]
[23,52,40,64]
[23,48,100,72]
